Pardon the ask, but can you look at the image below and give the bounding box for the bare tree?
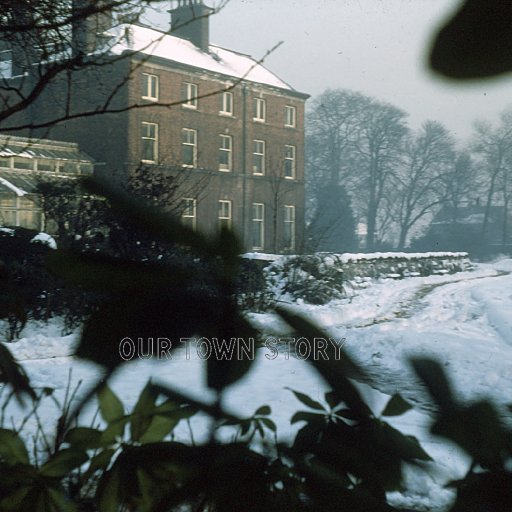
[306,89,368,190]
[306,89,409,251]
[305,90,365,252]
[351,98,408,250]
[392,121,455,250]
[441,151,479,221]
[0,0,233,133]
[471,109,512,242]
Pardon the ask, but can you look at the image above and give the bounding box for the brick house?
[0,0,308,253]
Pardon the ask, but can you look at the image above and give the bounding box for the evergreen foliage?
[307,183,358,253]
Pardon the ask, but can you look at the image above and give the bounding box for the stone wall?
[240,251,474,307]
[320,251,472,281]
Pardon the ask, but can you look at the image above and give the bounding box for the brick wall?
[125,59,307,253]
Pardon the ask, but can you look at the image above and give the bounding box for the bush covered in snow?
[265,253,345,305]
[0,226,99,338]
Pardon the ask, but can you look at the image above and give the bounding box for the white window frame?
[220,91,234,116]
[285,105,296,127]
[142,73,159,101]
[284,145,296,179]
[182,128,197,168]
[218,200,232,230]
[183,82,198,109]
[35,159,57,172]
[141,122,158,163]
[252,139,265,175]
[219,134,233,171]
[251,203,265,251]
[12,157,34,170]
[181,197,197,230]
[253,97,266,122]
[284,205,296,251]
[0,194,42,230]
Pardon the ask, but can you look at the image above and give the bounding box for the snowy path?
[343,270,512,409]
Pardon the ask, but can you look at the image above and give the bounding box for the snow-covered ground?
[2,258,512,511]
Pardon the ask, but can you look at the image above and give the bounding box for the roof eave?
[127,50,309,100]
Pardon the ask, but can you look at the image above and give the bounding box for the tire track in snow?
[347,270,510,331]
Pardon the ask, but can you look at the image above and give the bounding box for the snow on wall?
[248,252,474,307]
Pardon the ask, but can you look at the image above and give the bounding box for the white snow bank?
[2,320,78,361]
[31,232,57,249]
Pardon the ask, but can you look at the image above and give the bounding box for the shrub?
[266,254,345,305]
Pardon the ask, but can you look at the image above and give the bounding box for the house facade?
[0,0,308,253]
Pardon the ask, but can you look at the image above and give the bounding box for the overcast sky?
[147,0,512,142]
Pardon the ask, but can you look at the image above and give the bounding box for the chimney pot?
[169,0,214,52]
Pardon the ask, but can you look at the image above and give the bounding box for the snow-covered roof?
[111,24,300,93]
[0,175,26,196]
[0,134,94,162]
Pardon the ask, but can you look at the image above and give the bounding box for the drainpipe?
[241,83,248,248]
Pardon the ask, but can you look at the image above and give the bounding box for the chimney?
[169,0,214,52]
[72,0,113,57]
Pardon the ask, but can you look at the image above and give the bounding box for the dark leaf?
[0,428,30,465]
[46,250,192,292]
[240,420,251,437]
[290,411,324,425]
[97,465,122,512]
[216,226,244,268]
[149,383,240,423]
[254,405,271,416]
[130,382,158,442]
[77,292,216,370]
[205,313,257,391]
[430,0,512,79]
[287,388,325,411]
[381,393,413,417]
[277,307,371,420]
[410,357,455,411]
[84,448,117,478]
[64,427,104,449]
[138,415,179,444]
[325,390,341,410]
[40,448,88,478]
[100,418,129,445]
[0,344,35,402]
[259,417,277,432]
[97,386,124,424]
[432,401,507,467]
